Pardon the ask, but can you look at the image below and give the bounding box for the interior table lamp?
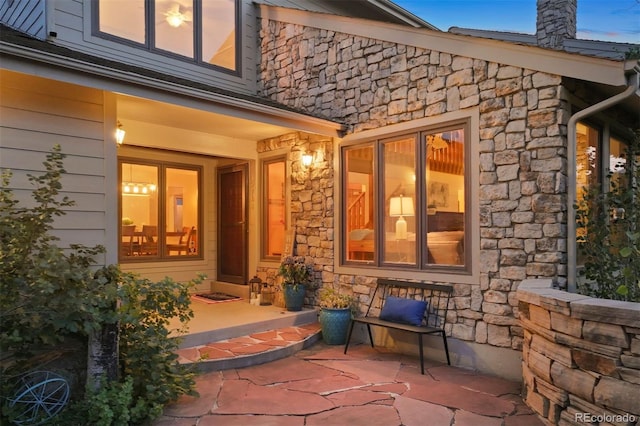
[389,195,414,240]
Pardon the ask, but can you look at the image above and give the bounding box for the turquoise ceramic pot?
[283,284,306,311]
[319,308,352,345]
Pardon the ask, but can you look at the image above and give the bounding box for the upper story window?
[96,0,238,73]
[343,121,469,273]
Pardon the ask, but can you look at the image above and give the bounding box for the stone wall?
[518,279,640,425]
[257,131,336,305]
[257,19,571,356]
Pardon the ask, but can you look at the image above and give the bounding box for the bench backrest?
[366,279,453,329]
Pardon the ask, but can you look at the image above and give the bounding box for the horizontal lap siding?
[0,0,46,39]
[0,70,108,261]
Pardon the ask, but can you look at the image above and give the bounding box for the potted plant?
[318,287,355,345]
[277,256,314,311]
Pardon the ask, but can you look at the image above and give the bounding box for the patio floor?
[154,341,543,426]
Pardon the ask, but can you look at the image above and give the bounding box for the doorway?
[217,164,248,284]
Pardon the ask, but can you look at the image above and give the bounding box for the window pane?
[345,144,375,261]
[264,159,286,258]
[383,137,416,265]
[121,163,159,258]
[165,167,199,256]
[202,0,236,70]
[576,122,600,199]
[425,129,465,266]
[99,0,145,43]
[576,123,600,265]
[155,0,194,58]
[609,136,627,191]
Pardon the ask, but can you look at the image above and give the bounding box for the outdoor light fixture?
[115,121,126,145]
[389,195,414,240]
[301,153,313,167]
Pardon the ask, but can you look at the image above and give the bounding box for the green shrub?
[1,146,200,424]
[575,130,640,302]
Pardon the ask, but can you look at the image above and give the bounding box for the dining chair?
[140,225,158,255]
[121,224,137,256]
[167,226,192,255]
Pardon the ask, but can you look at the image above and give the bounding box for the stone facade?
[518,279,640,425]
[257,19,572,354]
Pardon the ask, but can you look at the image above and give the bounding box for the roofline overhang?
[259,4,632,87]
[365,0,438,30]
[0,41,345,138]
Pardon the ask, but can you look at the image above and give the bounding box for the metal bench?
[344,278,453,374]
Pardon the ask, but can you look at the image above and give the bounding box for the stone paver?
[155,342,545,426]
[176,324,320,365]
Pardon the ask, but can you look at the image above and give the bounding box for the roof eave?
[0,40,345,138]
[259,5,631,87]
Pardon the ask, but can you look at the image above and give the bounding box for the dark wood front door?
[217,164,248,284]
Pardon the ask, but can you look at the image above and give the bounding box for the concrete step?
[176,323,322,373]
[178,307,318,349]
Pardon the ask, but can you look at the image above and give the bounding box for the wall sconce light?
[115,121,126,145]
[389,195,414,240]
[301,153,313,167]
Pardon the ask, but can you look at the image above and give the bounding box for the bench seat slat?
[351,316,444,334]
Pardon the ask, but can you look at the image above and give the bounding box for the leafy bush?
[575,130,640,302]
[1,146,200,424]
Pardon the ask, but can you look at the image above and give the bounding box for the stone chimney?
[536,0,577,49]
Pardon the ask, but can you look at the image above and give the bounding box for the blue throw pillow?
[379,296,427,326]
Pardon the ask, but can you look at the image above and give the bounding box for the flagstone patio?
[154,342,543,426]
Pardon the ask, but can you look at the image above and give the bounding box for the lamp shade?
[389,196,414,217]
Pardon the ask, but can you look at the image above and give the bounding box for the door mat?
[192,292,242,304]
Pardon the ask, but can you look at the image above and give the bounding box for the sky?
[393,0,639,44]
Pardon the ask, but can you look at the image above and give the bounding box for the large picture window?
[344,122,468,272]
[119,160,201,261]
[96,0,238,72]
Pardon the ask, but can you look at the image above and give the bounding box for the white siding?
[0,0,46,39]
[47,0,258,96]
[0,70,109,265]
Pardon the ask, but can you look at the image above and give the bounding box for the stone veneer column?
[257,132,335,302]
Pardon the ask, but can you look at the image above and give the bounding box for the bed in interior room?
[348,211,464,265]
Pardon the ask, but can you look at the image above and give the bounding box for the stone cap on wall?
[517,279,640,328]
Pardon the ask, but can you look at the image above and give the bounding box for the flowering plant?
[277,256,314,289]
[318,287,355,310]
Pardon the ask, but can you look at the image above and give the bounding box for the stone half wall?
[257,18,571,364]
[518,279,640,425]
